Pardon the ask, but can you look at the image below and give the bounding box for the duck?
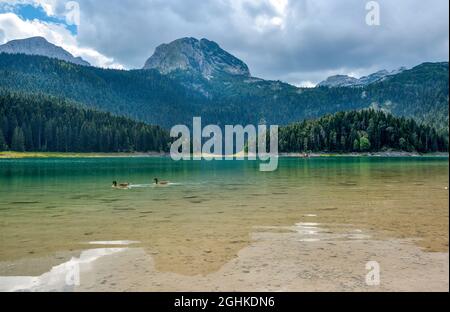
[112,181,130,189]
[154,178,169,186]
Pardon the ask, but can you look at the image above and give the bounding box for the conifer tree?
[0,129,7,151]
[11,127,25,152]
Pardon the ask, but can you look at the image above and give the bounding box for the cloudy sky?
[0,0,448,86]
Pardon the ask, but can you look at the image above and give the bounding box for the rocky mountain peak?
[0,36,90,66]
[318,67,408,88]
[317,75,359,88]
[143,37,250,78]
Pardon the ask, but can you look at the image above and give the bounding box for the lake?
[0,157,448,288]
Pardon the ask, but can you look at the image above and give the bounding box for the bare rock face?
[318,68,407,88]
[0,36,90,66]
[317,75,359,88]
[143,37,250,79]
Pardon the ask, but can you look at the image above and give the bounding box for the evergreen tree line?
[0,91,447,154]
[0,90,169,152]
[279,110,448,153]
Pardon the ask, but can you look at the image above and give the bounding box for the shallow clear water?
[0,157,448,276]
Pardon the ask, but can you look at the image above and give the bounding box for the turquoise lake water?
[0,157,448,275]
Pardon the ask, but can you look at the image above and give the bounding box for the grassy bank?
[1,151,448,159]
[0,151,167,159]
[280,151,449,157]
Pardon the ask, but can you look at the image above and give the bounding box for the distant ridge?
[0,37,90,66]
[318,67,407,88]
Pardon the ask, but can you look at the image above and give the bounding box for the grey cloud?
[241,1,278,18]
[73,0,448,85]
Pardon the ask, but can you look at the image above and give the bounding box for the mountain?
[0,46,448,132]
[143,37,250,79]
[318,67,407,88]
[355,68,407,86]
[0,37,90,66]
[317,75,359,88]
[0,53,204,127]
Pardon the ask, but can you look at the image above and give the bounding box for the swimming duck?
[112,181,130,189]
[154,178,169,186]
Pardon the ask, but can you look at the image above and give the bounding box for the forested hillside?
[185,62,448,131]
[0,54,447,132]
[279,110,448,153]
[0,53,205,127]
[363,62,449,132]
[0,90,169,153]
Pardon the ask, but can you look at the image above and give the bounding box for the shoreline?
[2,227,447,292]
[0,151,169,159]
[1,220,448,292]
[280,151,449,158]
[72,223,450,292]
[1,151,448,159]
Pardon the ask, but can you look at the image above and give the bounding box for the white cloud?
[0,10,124,68]
[34,0,57,16]
[0,0,60,17]
[297,81,315,88]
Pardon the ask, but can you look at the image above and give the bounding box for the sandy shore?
[75,228,448,292]
[1,224,447,292]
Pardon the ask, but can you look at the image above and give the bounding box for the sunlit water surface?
[0,157,448,276]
